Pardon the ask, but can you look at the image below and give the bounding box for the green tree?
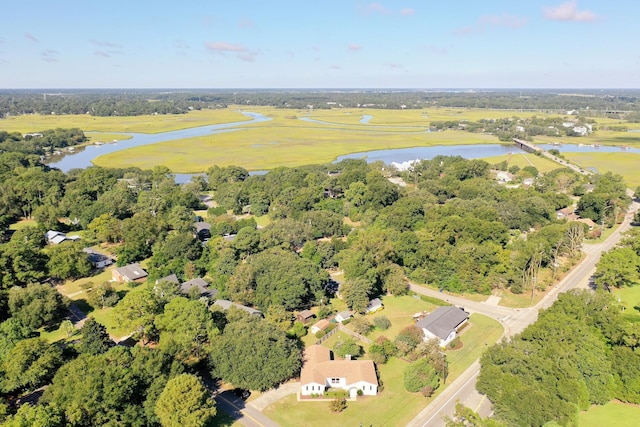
[78,318,113,356]
[154,374,216,427]
[403,358,440,395]
[154,297,218,360]
[594,247,640,290]
[8,284,67,331]
[339,278,373,313]
[113,285,162,343]
[333,337,362,359]
[209,316,302,391]
[1,403,63,427]
[46,241,92,280]
[1,337,63,393]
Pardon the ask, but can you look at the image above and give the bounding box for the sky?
[0,0,638,89]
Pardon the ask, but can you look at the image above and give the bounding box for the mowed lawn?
[56,266,143,340]
[579,401,640,427]
[266,297,503,427]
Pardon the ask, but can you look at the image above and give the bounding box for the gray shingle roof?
[416,306,469,340]
[180,278,217,299]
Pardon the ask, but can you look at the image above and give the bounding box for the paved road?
[215,391,279,427]
[407,199,639,427]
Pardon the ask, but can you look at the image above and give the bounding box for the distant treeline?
[1,89,640,118]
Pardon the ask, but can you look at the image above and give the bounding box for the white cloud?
[205,41,248,53]
[543,1,597,22]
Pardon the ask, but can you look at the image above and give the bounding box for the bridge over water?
[513,138,542,153]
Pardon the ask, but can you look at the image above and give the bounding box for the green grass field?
[0,108,250,134]
[482,152,563,174]
[578,401,640,427]
[92,125,499,173]
[561,152,640,188]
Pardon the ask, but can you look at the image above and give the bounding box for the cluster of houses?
[111,264,263,316]
[45,229,473,401]
[300,298,469,398]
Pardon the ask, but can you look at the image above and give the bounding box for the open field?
[366,295,438,342]
[560,152,640,188]
[578,401,640,427]
[0,108,250,134]
[482,152,561,174]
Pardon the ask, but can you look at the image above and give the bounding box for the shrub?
[329,397,347,413]
[373,316,391,330]
[315,330,326,339]
[350,317,373,335]
[357,389,363,396]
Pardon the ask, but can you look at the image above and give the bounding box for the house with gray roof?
[416,306,469,347]
[214,299,262,317]
[180,278,218,299]
[156,274,180,285]
[112,263,148,283]
[83,248,113,269]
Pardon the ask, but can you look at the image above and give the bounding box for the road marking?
[474,394,486,412]
[216,393,266,427]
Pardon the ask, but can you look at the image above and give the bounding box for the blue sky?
[0,0,638,88]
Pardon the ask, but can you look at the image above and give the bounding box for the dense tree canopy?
[209,316,302,391]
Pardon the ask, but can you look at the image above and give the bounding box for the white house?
[300,345,378,397]
[416,306,469,347]
[46,230,80,245]
[82,248,113,269]
[365,298,384,314]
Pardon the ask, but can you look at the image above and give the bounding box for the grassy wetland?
[4,106,640,179]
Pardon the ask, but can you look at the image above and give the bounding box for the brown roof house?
[310,319,330,335]
[416,306,469,347]
[300,345,378,398]
[112,263,148,283]
[296,309,316,324]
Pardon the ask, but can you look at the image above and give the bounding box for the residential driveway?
[249,382,300,411]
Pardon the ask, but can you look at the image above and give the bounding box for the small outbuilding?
[335,311,354,323]
[296,309,316,324]
[365,298,383,314]
[310,319,330,335]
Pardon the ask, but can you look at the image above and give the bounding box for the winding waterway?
[47,111,272,172]
[45,111,640,182]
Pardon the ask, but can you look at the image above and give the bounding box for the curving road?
[406,199,639,427]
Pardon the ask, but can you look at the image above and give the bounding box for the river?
[45,111,639,182]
